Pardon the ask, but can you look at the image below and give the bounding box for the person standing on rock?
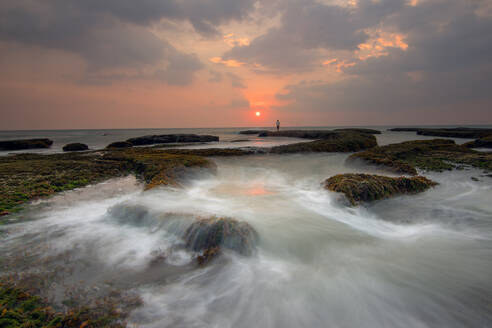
[276,120,280,131]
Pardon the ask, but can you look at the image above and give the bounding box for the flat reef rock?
[324,173,437,205]
[464,135,492,149]
[106,141,133,149]
[348,139,492,175]
[0,148,214,216]
[0,138,53,151]
[184,217,259,260]
[62,143,89,152]
[127,134,219,146]
[270,132,377,153]
[389,127,492,139]
[239,130,269,135]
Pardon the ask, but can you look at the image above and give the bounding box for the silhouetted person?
[276,120,280,131]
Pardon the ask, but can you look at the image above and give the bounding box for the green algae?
[348,139,492,175]
[324,173,438,205]
[0,148,213,217]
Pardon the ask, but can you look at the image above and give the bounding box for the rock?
[1,148,214,214]
[162,148,254,156]
[127,134,219,146]
[348,139,492,175]
[259,130,339,139]
[324,173,438,205]
[463,135,492,149]
[0,138,53,151]
[106,141,133,149]
[62,143,89,152]
[389,127,492,139]
[270,132,377,153]
[184,217,259,257]
[196,247,221,266]
[333,128,381,134]
[239,130,269,135]
[471,177,479,181]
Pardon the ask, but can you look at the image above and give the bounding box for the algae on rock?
[348,139,492,175]
[324,173,437,205]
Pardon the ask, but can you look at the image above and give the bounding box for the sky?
[0,0,491,130]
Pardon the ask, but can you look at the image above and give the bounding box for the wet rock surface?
[348,139,492,175]
[270,132,377,153]
[184,217,259,257]
[324,173,437,205]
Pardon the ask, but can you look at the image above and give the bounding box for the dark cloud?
[0,0,256,84]
[270,0,492,118]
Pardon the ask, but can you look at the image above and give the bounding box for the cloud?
[223,0,410,72]
[268,0,492,120]
[0,0,257,84]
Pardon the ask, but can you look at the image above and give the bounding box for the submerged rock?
[348,139,492,175]
[106,141,133,149]
[0,138,53,151]
[324,173,437,205]
[127,134,219,146]
[464,135,492,149]
[184,217,259,258]
[62,143,89,152]
[270,132,377,153]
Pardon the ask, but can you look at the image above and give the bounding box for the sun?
[255,111,261,117]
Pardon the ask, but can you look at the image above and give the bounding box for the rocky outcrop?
[324,173,437,205]
[162,148,255,156]
[62,143,89,152]
[333,128,381,134]
[270,132,377,153]
[184,217,259,262]
[0,138,53,151]
[106,141,133,149]
[464,135,492,149]
[127,134,219,146]
[0,148,214,216]
[389,127,492,139]
[239,130,269,135]
[259,130,339,139]
[348,139,492,175]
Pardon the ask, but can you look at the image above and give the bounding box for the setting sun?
[255,111,261,116]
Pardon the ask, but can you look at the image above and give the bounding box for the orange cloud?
[357,32,408,60]
[209,57,244,67]
[223,33,250,47]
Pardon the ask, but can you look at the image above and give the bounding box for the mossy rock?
[348,139,492,175]
[0,148,213,216]
[464,135,492,149]
[106,141,133,149]
[184,217,259,257]
[62,143,89,152]
[270,132,377,153]
[0,283,124,327]
[324,173,438,205]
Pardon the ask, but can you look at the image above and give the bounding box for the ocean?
[1,126,492,327]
